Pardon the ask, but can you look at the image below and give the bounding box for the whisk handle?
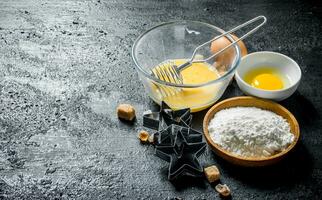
[177,16,267,72]
[194,16,267,63]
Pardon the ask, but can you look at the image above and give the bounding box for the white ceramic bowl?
[235,51,302,101]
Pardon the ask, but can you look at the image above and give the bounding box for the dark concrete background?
[0,0,321,199]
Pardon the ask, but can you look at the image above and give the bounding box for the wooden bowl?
[203,96,300,167]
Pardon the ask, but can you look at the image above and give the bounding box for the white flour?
[208,107,294,158]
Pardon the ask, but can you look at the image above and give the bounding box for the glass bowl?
[132,21,241,112]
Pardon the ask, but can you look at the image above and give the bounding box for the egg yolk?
[244,68,284,90]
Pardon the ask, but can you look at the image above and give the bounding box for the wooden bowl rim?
[203,96,300,162]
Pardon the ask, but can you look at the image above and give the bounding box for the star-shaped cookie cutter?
[155,124,203,146]
[143,102,192,131]
[155,125,206,180]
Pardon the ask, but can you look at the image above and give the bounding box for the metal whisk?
[152,16,267,97]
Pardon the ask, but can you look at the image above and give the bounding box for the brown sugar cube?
[215,184,231,197]
[138,130,150,143]
[204,165,220,183]
[117,104,136,121]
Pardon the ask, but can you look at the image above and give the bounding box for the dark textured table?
[0,0,321,199]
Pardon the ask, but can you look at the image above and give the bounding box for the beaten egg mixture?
[152,60,220,112]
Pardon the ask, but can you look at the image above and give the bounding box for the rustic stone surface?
[0,0,321,199]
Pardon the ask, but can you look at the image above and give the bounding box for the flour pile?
[208,107,294,158]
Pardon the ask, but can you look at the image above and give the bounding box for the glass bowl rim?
[131,20,241,88]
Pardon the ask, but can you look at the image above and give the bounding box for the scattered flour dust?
[208,107,294,158]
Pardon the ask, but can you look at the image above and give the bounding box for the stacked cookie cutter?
[143,102,206,180]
